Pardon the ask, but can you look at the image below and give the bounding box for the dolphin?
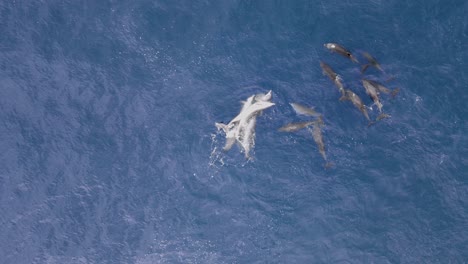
[366,112,392,127]
[215,122,237,151]
[279,115,330,167]
[238,91,273,158]
[254,90,272,102]
[364,79,388,94]
[362,79,384,113]
[235,100,274,158]
[309,123,326,161]
[290,103,321,117]
[229,95,255,124]
[230,101,275,125]
[320,61,346,97]
[364,79,400,98]
[215,91,275,158]
[324,43,359,63]
[240,95,255,111]
[341,89,370,122]
[238,115,257,158]
[361,51,383,73]
[252,90,273,117]
[376,113,391,121]
[278,121,317,132]
[308,123,333,168]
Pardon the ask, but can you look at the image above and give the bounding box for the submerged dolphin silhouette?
[361,51,383,73]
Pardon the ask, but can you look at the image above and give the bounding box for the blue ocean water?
[1,0,467,263]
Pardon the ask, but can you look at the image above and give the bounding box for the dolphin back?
[290,103,320,117]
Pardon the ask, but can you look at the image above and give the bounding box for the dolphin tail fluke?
[391,88,400,98]
[324,162,334,169]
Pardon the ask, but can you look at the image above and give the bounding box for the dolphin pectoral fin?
[361,64,370,73]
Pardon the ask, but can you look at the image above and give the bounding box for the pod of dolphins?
[215,43,400,167]
[321,42,399,126]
